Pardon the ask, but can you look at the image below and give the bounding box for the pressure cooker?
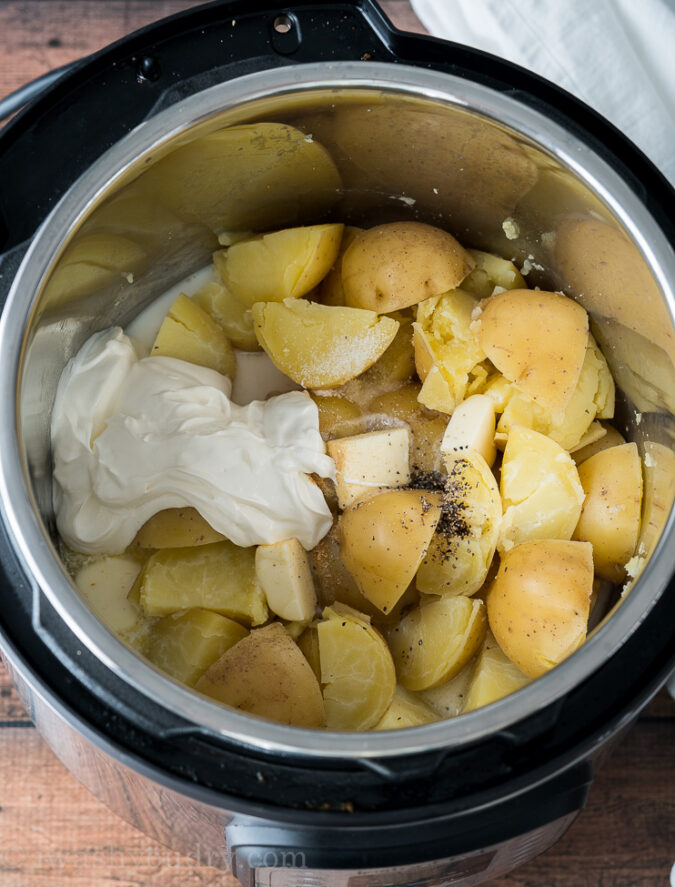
[0,2,673,885]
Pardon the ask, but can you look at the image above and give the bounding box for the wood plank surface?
[0,2,673,886]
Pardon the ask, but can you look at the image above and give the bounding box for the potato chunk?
[252,299,399,388]
[487,540,593,678]
[498,425,585,552]
[218,224,343,306]
[195,622,326,727]
[389,596,487,691]
[327,427,411,509]
[145,608,248,686]
[151,293,236,378]
[134,507,224,549]
[318,605,396,730]
[374,685,438,730]
[461,249,526,299]
[475,289,589,412]
[340,489,443,614]
[255,538,317,622]
[416,454,501,597]
[75,554,145,641]
[310,394,362,440]
[440,394,496,467]
[462,632,530,712]
[342,222,474,313]
[573,443,643,582]
[192,276,258,351]
[137,541,268,625]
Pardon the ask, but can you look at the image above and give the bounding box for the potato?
[317,226,363,306]
[340,489,443,614]
[416,454,501,597]
[367,382,423,423]
[145,608,248,686]
[318,604,396,730]
[252,299,399,388]
[218,224,343,306]
[440,394,496,467]
[255,538,317,622]
[486,540,594,678]
[626,442,675,585]
[420,662,474,719]
[490,335,616,451]
[75,554,145,641]
[342,222,474,313]
[137,541,268,624]
[151,293,236,378]
[573,443,643,582]
[498,425,585,552]
[475,289,589,412]
[193,277,259,351]
[359,314,416,386]
[462,632,530,712]
[461,250,526,299]
[308,523,382,619]
[389,595,487,691]
[327,427,411,509]
[409,413,449,474]
[134,507,224,549]
[374,685,438,730]
[195,622,325,727]
[310,394,362,439]
[572,422,625,464]
[414,289,486,414]
[297,625,321,680]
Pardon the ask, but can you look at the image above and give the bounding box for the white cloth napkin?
[410,0,675,185]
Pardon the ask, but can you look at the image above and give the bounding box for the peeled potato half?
[475,289,588,412]
[252,299,399,388]
[342,222,474,313]
[487,539,593,678]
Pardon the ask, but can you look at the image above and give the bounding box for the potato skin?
[342,222,474,313]
[573,443,643,582]
[487,540,593,678]
[195,622,326,727]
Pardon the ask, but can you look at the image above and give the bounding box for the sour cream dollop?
[52,327,336,554]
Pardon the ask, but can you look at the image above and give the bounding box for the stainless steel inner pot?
[0,62,673,759]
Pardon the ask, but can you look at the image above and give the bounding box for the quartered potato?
[462,631,530,712]
[193,275,259,351]
[342,222,474,313]
[134,507,225,549]
[498,425,585,552]
[151,293,236,378]
[419,662,474,719]
[318,604,396,730]
[195,622,326,727]
[461,249,526,299]
[389,595,487,691]
[75,554,145,642]
[475,289,589,412]
[252,299,399,388]
[414,289,487,414]
[416,454,502,598]
[219,224,343,306]
[145,608,248,686]
[310,394,362,440]
[487,540,594,678]
[573,443,643,582]
[137,541,268,624]
[340,489,443,614]
[327,427,411,509]
[255,537,317,622]
[375,685,438,730]
[440,394,496,467]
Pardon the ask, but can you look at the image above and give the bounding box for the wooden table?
[0,2,673,885]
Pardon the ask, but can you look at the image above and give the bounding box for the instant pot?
[0,2,673,884]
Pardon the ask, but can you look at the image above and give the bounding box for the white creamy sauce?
[52,327,335,555]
